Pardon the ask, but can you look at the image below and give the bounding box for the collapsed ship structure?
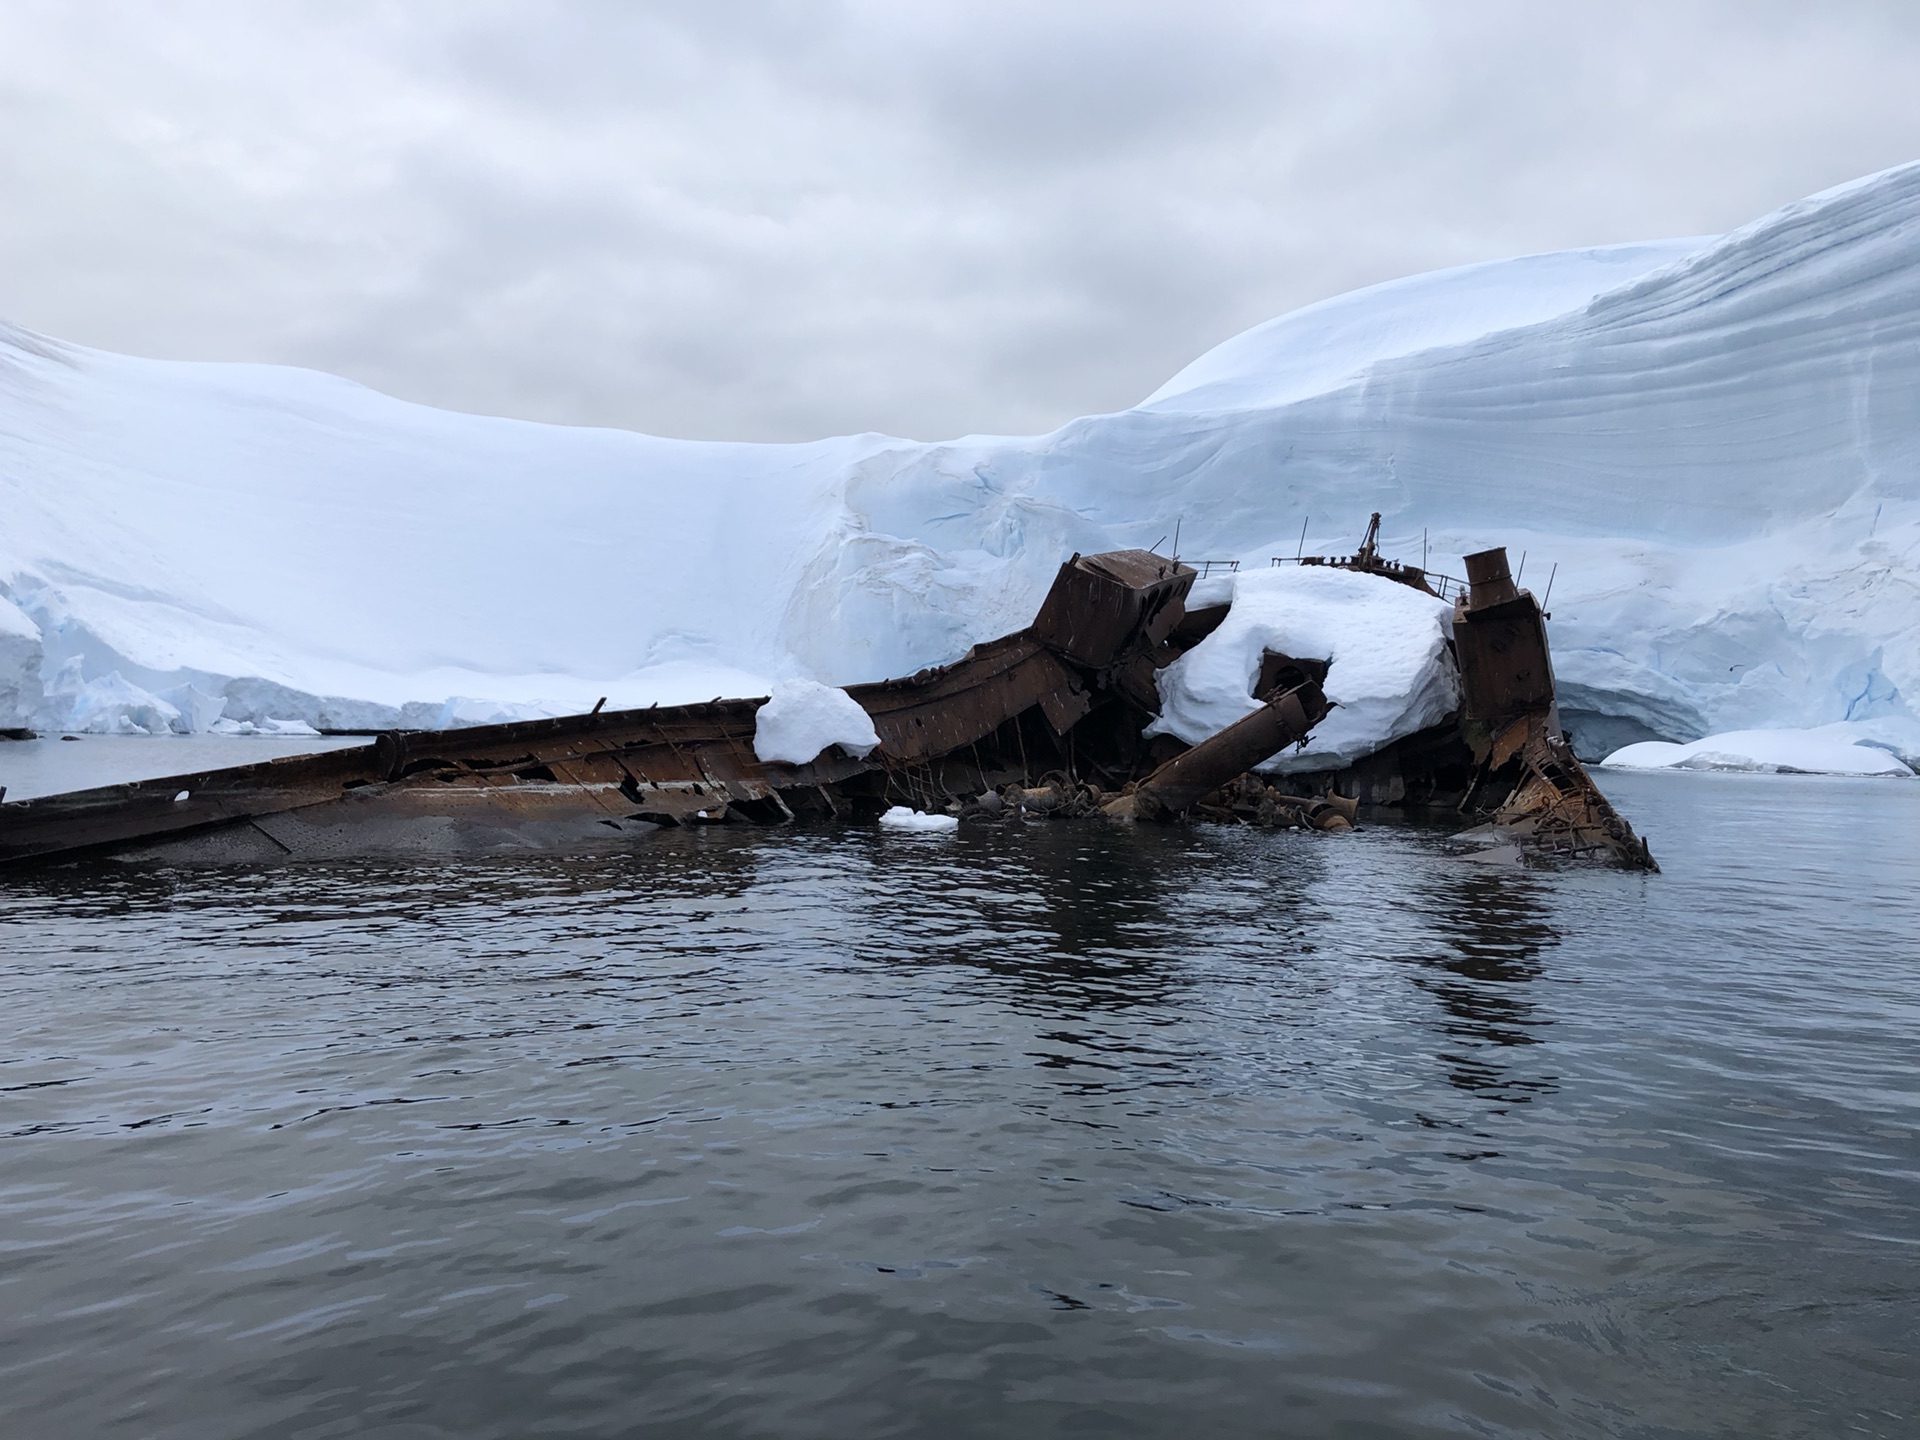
[0,529,1653,870]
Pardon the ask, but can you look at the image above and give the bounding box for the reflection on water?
[0,772,1916,1439]
[1410,868,1559,1102]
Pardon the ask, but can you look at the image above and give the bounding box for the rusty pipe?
[1111,681,1328,819]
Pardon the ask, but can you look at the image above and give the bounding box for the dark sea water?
[1,771,1915,1438]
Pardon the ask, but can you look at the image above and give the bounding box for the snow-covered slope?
[4,164,1919,760]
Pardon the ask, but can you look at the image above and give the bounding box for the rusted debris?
[1102,681,1326,820]
[0,550,1203,864]
[1271,532,1655,870]
[1471,720,1657,867]
[0,533,1654,869]
[1196,776,1357,830]
[1027,548,1188,668]
[1442,547,1655,868]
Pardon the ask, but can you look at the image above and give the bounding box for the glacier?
[4,164,1920,767]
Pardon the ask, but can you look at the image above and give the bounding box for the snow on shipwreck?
[2,162,1918,770]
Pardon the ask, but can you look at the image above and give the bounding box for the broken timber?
[0,537,1654,868]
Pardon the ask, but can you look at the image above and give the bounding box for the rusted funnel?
[1463,547,1520,610]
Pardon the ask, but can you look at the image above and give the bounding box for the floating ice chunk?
[752,678,881,765]
[1149,566,1459,773]
[879,805,959,832]
[1602,728,1915,776]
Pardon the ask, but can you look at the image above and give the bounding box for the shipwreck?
[0,524,1654,869]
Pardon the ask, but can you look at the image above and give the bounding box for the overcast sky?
[5,1,1920,442]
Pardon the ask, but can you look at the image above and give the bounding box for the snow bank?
[5,162,1920,758]
[878,805,959,832]
[1603,725,1916,776]
[1148,566,1458,772]
[751,678,881,765]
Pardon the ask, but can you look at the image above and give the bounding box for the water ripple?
[0,771,1915,1437]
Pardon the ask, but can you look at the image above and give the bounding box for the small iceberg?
[878,805,959,833]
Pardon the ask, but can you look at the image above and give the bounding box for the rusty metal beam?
[0,745,385,864]
[1104,682,1328,820]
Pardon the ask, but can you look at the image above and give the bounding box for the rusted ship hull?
[0,542,1654,869]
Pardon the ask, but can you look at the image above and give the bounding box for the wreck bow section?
[0,549,1228,864]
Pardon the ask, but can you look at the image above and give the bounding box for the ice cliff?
[4,164,1919,763]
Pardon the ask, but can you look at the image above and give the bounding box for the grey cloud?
[4,0,1920,443]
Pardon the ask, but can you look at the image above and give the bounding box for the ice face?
[3,162,1918,758]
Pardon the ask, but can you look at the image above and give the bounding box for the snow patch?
[1148,566,1459,773]
[751,678,881,766]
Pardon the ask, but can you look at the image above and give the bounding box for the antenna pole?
[1171,517,1181,562]
[1542,562,1558,611]
[1295,516,1309,561]
[1516,550,1527,583]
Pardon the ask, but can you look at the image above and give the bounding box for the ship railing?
[1267,554,1467,601]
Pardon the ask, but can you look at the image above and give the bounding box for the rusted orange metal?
[0,550,1202,863]
[1453,547,1557,721]
[1027,549,1190,668]
[1105,681,1327,820]
[1448,546,1654,869]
